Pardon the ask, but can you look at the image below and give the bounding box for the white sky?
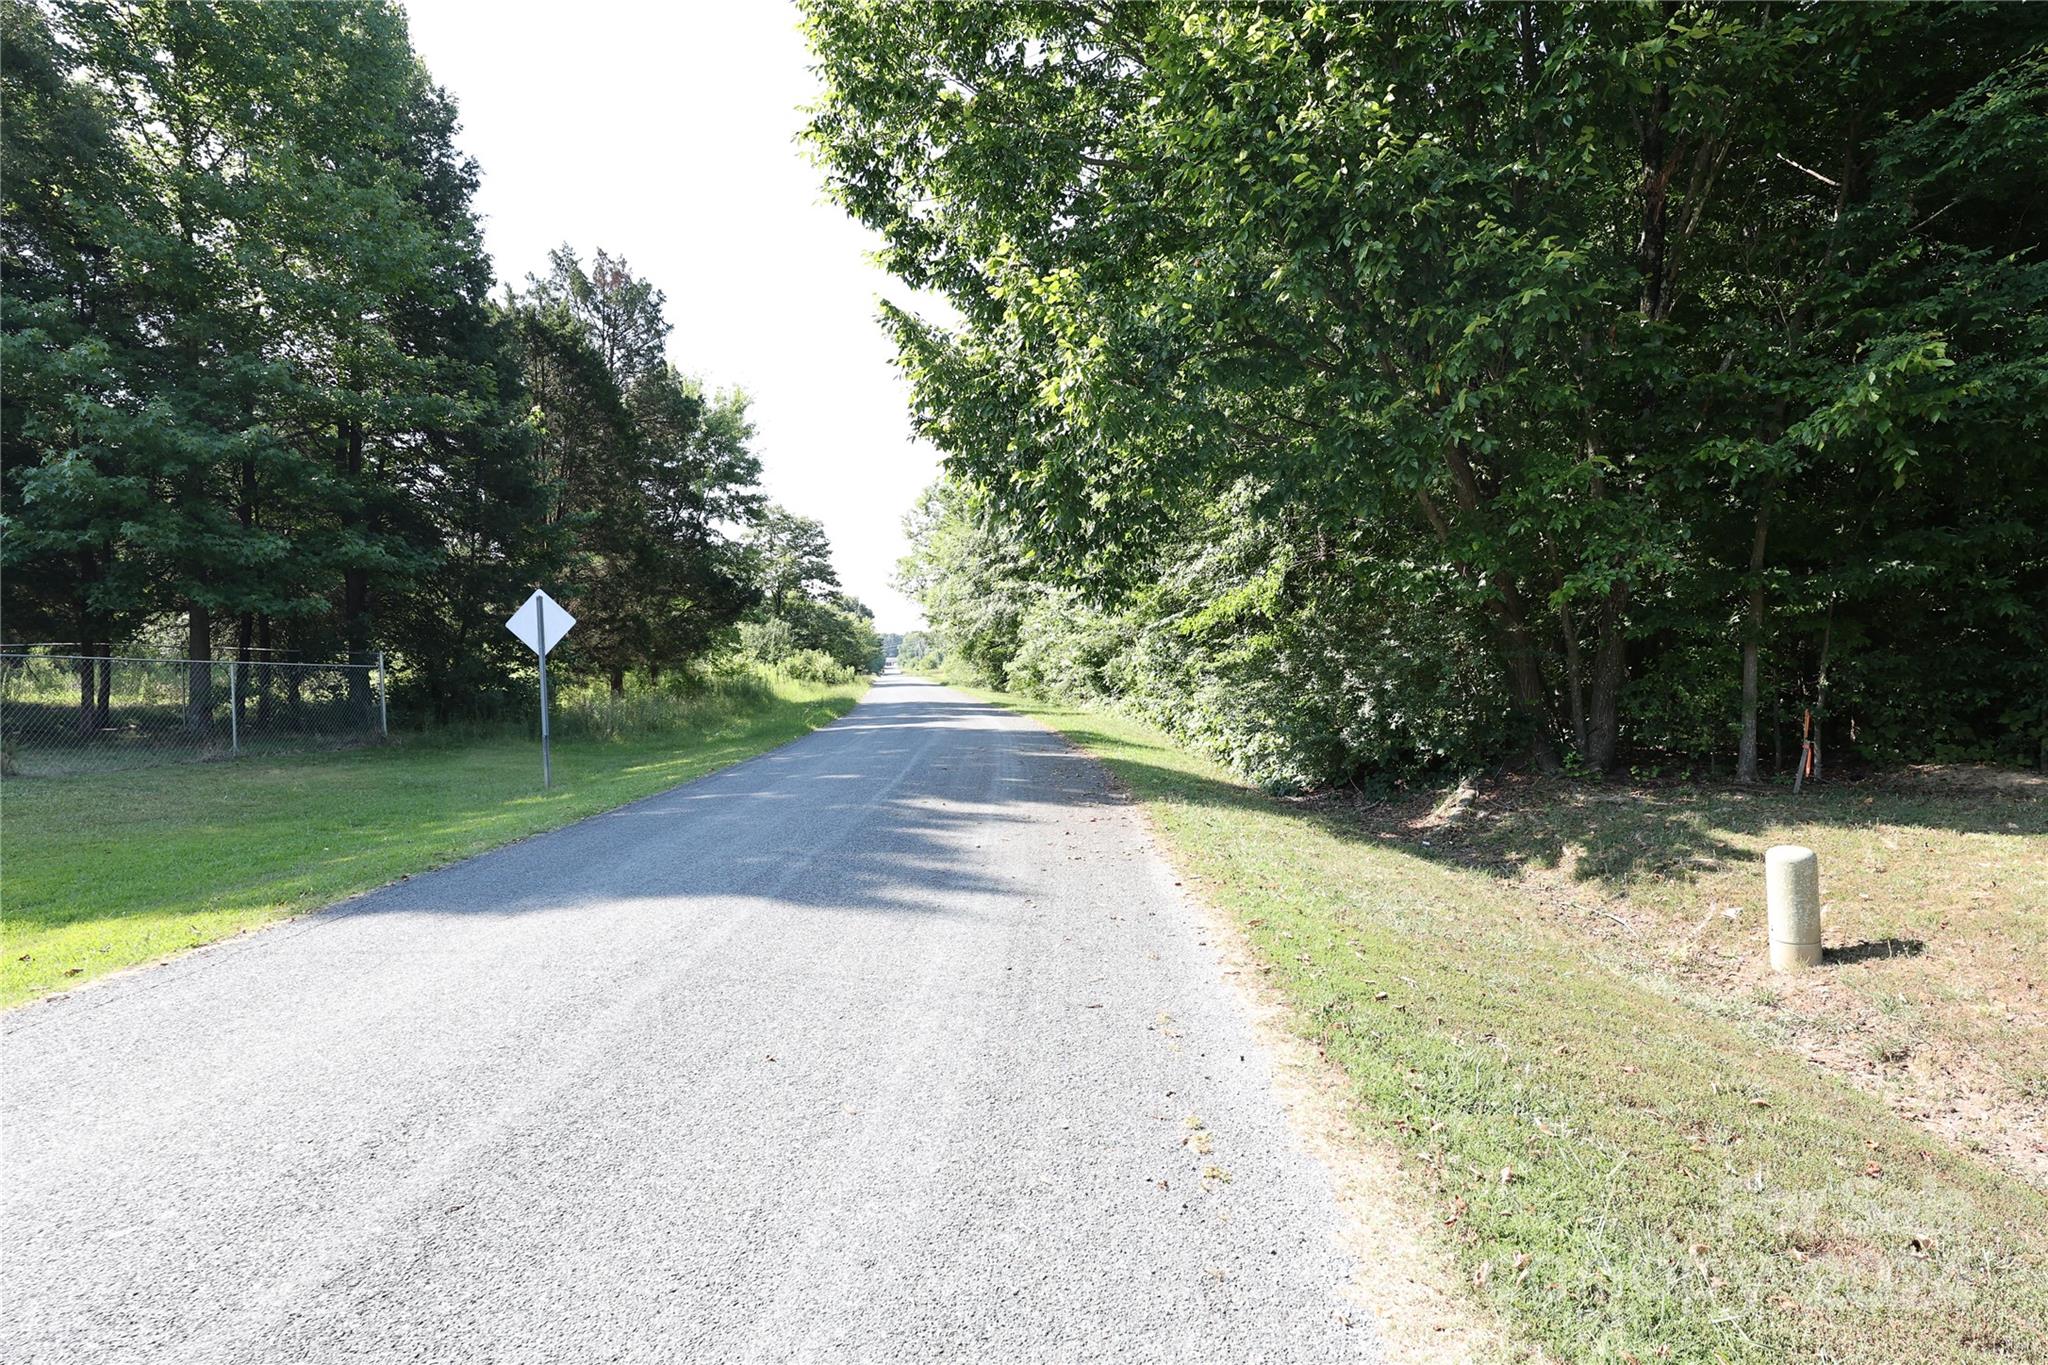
[403,0,937,631]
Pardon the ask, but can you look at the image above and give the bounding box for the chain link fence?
[0,651,387,776]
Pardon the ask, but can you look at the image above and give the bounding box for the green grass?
[977,688,2048,1364]
[1,673,865,1007]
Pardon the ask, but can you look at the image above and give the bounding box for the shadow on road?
[334,684,1130,925]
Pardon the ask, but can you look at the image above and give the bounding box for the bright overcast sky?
[404,0,938,631]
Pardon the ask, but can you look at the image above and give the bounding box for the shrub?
[780,648,859,685]
[549,665,776,743]
[738,618,797,666]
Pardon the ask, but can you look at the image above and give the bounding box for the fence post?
[228,658,240,757]
[376,650,388,738]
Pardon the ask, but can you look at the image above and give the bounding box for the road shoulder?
[977,684,1532,1364]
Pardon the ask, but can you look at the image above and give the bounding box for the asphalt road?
[2,674,1371,1363]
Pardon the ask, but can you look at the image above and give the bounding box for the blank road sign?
[505,589,576,656]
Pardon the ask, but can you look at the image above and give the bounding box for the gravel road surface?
[2,674,1372,1363]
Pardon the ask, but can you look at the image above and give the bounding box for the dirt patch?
[1875,762,2048,798]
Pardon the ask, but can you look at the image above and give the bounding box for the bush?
[549,664,776,743]
[780,648,859,685]
[1004,591,1124,700]
[738,618,797,666]
[1052,517,1513,790]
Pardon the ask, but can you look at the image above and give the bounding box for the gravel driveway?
[2,674,1373,1363]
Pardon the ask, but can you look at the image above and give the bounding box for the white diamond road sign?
[505,589,576,657]
[506,588,576,789]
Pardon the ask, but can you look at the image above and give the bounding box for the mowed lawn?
[983,686,2048,1364]
[1,676,864,1008]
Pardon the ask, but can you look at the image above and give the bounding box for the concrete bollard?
[1765,845,1822,971]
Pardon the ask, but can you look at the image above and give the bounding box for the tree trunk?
[95,653,111,730]
[1558,603,1589,759]
[1810,605,1835,783]
[341,421,371,714]
[76,650,96,739]
[1494,576,1560,772]
[342,570,368,657]
[609,666,626,697]
[284,617,303,721]
[1636,81,1674,324]
[185,604,213,735]
[256,612,274,726]
[1586,583,1629,772]
[1575,42,1675,778]
[1417,475,1559,773]
[236,612,253,737]
[73,569,98,737]
[1736,501,1772,782]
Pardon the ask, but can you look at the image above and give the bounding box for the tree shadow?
[991,704,2044,898]
[316,680,1141,927]
[1365,771,2043,891]
[1825,937,1926,965]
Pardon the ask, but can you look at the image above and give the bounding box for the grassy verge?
[1423,769,2047,1190]
[1,672,864,1008]
[977,688,2048,1364]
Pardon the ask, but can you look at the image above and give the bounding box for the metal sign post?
[536,596,552,787]
[505,588,577,789]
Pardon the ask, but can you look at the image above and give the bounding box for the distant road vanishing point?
[2,674,1372,1363]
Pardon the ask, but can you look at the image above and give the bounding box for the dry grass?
[1380,765,2048,1188]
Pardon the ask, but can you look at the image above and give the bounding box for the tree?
[2,1,790,733]
[630,372,765,674]
[4,1,562,732]
[748,505,840,615]
[372,76,564,719]
[504,290,644,691]
[780,595,882,673]
[527,245,672,390]
[6,2,425,722]
[509,250,774,692]
[893,478,1033,687]
[0,0,153,730]
[808,1,2048,783]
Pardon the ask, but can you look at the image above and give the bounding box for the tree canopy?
[809,0,2048,784]
[4,0,869,723]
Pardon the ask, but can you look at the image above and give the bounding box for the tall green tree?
[373,74,565,720]
[749,505,840,616]
[504,288,642,689]
[508,252,772,692]
[808,0,2048,781]
[528,245,672,390]
[4,0,789,733]
[631,374,766,674]
[1,0,152,729]
[5,0,555,729]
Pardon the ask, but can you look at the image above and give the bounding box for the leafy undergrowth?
[985,690,2048,1364]
[1,674,864,1007]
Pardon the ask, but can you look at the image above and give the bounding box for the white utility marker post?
[505,588,577,788]
[1765,844,1822,971]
